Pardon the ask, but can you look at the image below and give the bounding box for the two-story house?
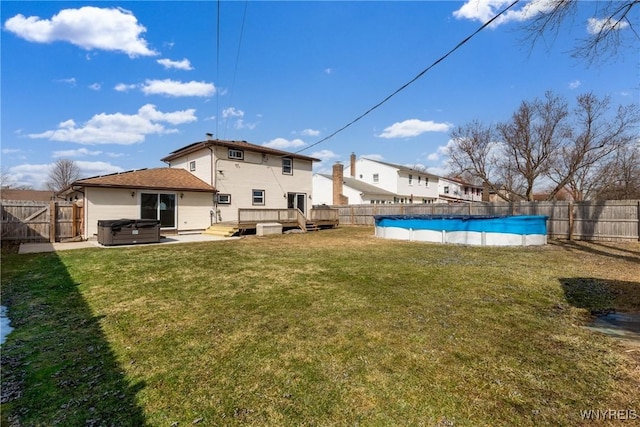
[160,138,319,223]
[312,154,482,205]
[60,137,320,239]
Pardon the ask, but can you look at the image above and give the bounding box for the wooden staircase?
[203,223,239,237]
[305,221,318,232]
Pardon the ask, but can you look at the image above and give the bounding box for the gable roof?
[358,157,440,178]
[319,174,396,196]
[60,168,216,195]
[161,139,320,163]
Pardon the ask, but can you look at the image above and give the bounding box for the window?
[189,161,196,171]
[425,177,429,186]
[418,176,421,185]
[282,158,293,175]
[229,148,244,160]
[252,189,265,205]
[217,193,231,204]
[408,174,413,185]
[444,186,450,194]
[373,173,379,183]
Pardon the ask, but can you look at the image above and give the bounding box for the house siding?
[168,144,314,222]
[83,187,214,238]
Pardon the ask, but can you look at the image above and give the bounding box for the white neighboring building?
[313,154,483,205]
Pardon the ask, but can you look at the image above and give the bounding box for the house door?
[141,193,176,228]
[287,193,306,215]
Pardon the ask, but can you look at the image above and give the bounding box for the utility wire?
[295,0,520,154]
[215,0,221,137]
[223,0,249,139]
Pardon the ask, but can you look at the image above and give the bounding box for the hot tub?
[374,215,548,246]
[97,219,161,246]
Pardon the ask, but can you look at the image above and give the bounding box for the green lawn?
[2,227,639,426]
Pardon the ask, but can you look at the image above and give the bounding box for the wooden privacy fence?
[330,200,640,242]
[1,200,83,243]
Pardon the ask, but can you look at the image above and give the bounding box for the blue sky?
[2,1,638,189]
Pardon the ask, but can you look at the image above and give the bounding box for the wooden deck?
[235,207,339,233]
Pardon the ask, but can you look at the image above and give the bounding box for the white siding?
[353,159,398,193]
[84,187,139,237]
[168,148,214,185]
[312,174,334,205]
[84,187,214,237]
[211,146,313,222]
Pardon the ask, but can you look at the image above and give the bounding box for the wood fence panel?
[327,200,640,242]
[1,200,82,242]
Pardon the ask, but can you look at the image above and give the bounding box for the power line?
[295,0,521,154]
[223,0,249,139]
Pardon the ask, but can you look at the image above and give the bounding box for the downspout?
[208,145,219,224]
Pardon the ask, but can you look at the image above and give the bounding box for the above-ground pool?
[374,215,549,246]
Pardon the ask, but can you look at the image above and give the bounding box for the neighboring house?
[313,154,482,205]
[160,138,319,223]
[437,176,483,203]
[313,172,397,205]
[59,167,216,238]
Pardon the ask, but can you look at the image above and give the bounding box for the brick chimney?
[350,152,356,178]
[332,162,349,205]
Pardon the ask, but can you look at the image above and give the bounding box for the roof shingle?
[68,168,215,192]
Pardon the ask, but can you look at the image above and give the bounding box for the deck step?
[305,222,319,232]
[203,224,239,237]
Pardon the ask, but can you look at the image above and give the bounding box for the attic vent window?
[189,161,196,171]
[229,149,244,160]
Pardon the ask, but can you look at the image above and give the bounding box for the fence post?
[568,201,574,241]
[49,201,57,243]
[637,201,640,242]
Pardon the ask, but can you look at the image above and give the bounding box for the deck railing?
[237,207,339,231]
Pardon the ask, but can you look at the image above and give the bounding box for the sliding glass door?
[141,193,176,228]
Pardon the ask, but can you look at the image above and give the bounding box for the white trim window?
[408,174,413,185]
[217,193,231,204]
[373,173,379,183]
[229,148,244,160]
[189,160,196,171]
[252,189,265,205]
[282,157,293,175]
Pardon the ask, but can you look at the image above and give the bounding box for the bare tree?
[522,0,640,64]
[548,93,640,200]
[46,159,81,192]
[497,92,571,201]
[591,144,640,200]
[447,91,638,201]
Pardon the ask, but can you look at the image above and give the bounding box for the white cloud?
[2,148,22,154]
[140,79,215,97]
[53,148,103,158]
[324,68,333,75]
[28,104,197,145]
[56,78,76,86]
[377,119,452,139]
[114,83,137,92]
[427,152,440,161]
[222,107,244,119]
[362,153,384,161]
[569,80,581,90]
[453,0,556,28]
[310,149,338,161]
[302,128,320,137]
[4,6,157,57]
[157,58,193,70]
[75,161,124,177]
[263,138,306,149]
[587,17,629,35]
[89,82,101,91]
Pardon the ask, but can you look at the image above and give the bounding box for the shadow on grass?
[0,251,146,425]
[560,277,640,340]
[550,240,640,265]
